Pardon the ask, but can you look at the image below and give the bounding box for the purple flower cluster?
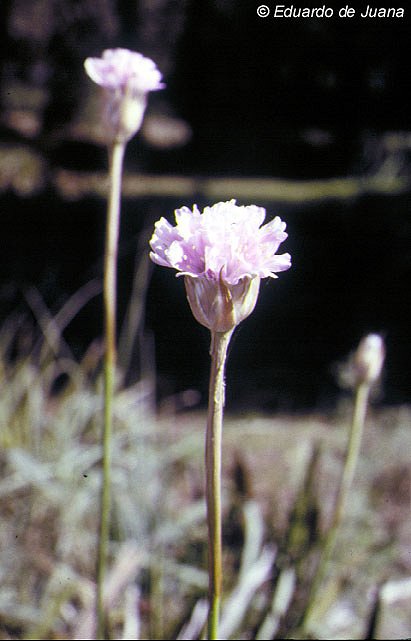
[149,199,291,286]
[84,48,164,143]
[84,48,164,95]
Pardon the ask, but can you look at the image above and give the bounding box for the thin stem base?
[205,330,232,640]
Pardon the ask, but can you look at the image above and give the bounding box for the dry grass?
[0,306,410,639]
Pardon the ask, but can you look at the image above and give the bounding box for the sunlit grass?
[0,303,410,639]
[0,304,207,639]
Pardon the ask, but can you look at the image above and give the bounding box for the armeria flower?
[149,200,291,332]
[84,48,164,143]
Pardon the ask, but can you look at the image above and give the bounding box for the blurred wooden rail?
[1,143,410,203]
[56,171,410,204]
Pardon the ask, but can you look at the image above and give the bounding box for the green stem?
[206,330,232,640]
[96,141,125,640]
[302,381,371,628]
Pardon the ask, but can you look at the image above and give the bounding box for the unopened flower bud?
[354,333,385,385]
[184,274,260,333]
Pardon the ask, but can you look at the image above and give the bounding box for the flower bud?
[354,333,385,385]
[184,274,261,333]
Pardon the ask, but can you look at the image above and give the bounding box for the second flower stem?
[96,140,125,640]
[302,380,371,629]
[206,330,232,640]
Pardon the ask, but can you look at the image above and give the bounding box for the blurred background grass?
[1,320,410,638]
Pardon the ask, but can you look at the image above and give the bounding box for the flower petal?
[149,200,291,285]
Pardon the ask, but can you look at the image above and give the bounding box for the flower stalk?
[205,330,233,639]
[84,48,163,638]
[302,334,385,630]
[301,381,370,627]
[96,140,125,639]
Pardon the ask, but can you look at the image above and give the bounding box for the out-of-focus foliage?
[0,300,208,639]
[1,298,411,639]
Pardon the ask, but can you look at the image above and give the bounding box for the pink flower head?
[84,48,164,94]
[84,48,164,143]
[150,200,292,332]
[149,199,291,285]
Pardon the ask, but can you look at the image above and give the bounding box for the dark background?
[0,0,410,410]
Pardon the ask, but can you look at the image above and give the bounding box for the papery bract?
[185,274,261,333]
[84,48,164,143]
[149,200,291,331]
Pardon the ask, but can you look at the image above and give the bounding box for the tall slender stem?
[96,141,126,640]
[205,330,232,640]
[302,381,371,628]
